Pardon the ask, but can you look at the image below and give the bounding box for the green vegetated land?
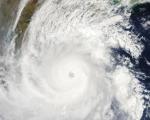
[0,0,20,28]
[112,0,139,4]
[0,0,39,52]
[0,0,20,55]
[113,0,121,4]
[15,0,39,50]
[15,0,141,50]
[0,0,141,51]
[130,0,140,4]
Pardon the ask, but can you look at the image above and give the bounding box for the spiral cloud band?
[0,0,145,120]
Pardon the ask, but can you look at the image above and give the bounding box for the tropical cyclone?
[20,0,113,119]
[0,0,145,120]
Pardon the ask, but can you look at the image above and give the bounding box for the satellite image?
[0,0,149,120]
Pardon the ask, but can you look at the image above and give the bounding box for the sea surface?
[0,0,149,120]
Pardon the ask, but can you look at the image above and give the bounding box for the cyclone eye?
[37,54,90,99]
[68,72,75,78]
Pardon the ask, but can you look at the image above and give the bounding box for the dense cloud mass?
[0,0,149,120]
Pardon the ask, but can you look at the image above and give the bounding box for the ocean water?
[0,0,149,120]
